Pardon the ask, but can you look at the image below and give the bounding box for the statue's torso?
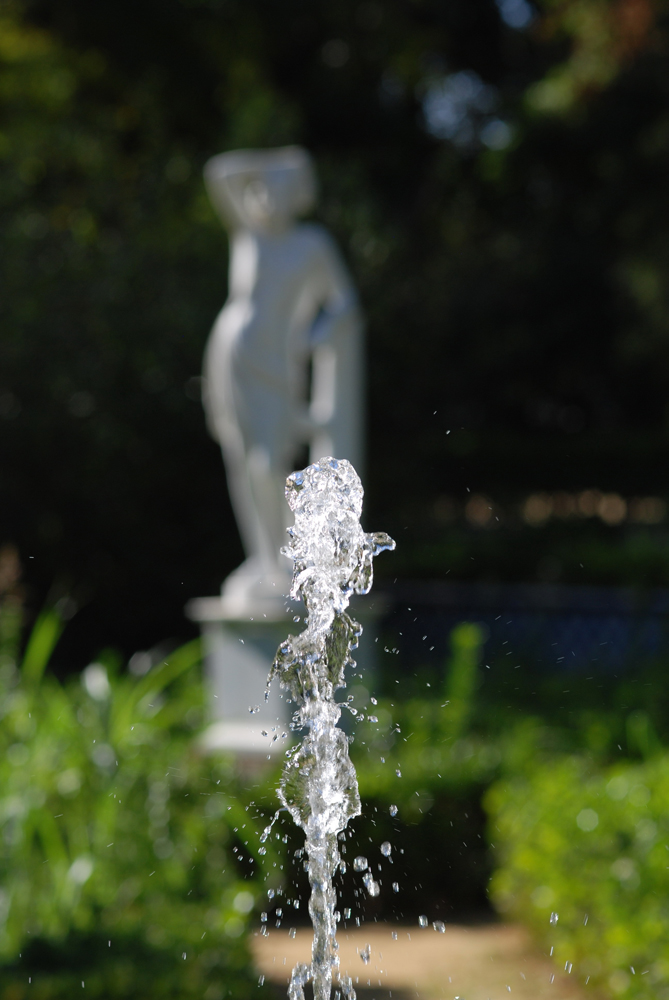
[223,224,334,376]
[204,223,347,440]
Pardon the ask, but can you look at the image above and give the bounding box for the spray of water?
[265,457,395,1000]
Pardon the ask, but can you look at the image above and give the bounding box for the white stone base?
[198,719,285,755]
[186,593,387,757]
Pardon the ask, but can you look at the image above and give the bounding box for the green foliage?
[443,621,484,739]
[354,620,491,798]
[346,622,498,914]
[0,4,239,659]
[0,608,263,999]
[346,621,669,928]
[486,748,669,999]
[20,607,63,685]
[2,0,669,657]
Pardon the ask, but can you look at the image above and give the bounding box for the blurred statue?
[202,146,364,614]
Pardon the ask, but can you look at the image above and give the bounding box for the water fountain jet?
[264,457,395,1000]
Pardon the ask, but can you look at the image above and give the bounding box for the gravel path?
[251,923,592,999]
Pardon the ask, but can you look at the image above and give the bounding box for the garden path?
[251,922,591,999]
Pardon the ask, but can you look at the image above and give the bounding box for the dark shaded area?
[2,0,669,664]
[4,930,254,999]
[381,580,669,675]
[253,791,493,928]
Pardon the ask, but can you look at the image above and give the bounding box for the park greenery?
[488,751,669,999]
[4,580,669,995]
[253,611,669,974]
[3,0,669,662]
[350,621,669,996]
[0,597,271,999]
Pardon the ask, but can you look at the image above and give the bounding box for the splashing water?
[267,457,395,1000]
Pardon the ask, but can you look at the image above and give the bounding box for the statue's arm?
[309,294,360,348]
[307,230,363,348]
[292,229,364,446]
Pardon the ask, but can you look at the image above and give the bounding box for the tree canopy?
[2,0,669,663]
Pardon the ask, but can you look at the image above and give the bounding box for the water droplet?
[267,888,275,899]
[293,616,300,622]
[360,944,371,965]
[260,912,267,922]
[380,841,392,857]
[395,769,402,778]
[369,715,378,723]
[289,927,297,939]
[550,911,559,926]
[353,856,368,872]
[258,975,265,985]
[362,871,380,896]
[392,882,399,893]
[344,908,351,918]
[433,921,445,933]
[370,696,377,705]
[418,915,428,928]
[389,804,398,817]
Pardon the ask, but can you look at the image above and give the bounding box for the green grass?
[0,603,267,999]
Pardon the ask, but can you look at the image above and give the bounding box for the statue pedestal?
[186,593,387,760]
[186,596,294,763]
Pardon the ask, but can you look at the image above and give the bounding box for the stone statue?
[202,146,364,615]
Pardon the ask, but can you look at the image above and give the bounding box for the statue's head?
[204,146,317,232]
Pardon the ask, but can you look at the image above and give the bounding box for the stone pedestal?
[186,596,293,762]
[186,594,387,760]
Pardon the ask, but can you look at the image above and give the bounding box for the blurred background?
[3,0,669,998]
[4,0,669,666]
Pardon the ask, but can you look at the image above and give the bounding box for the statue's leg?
[220,431,267,563]
[246,445,293,575]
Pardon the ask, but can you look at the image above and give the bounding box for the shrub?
[345,622,500,917]
[0,607,267,999]
[486,751,669,999]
